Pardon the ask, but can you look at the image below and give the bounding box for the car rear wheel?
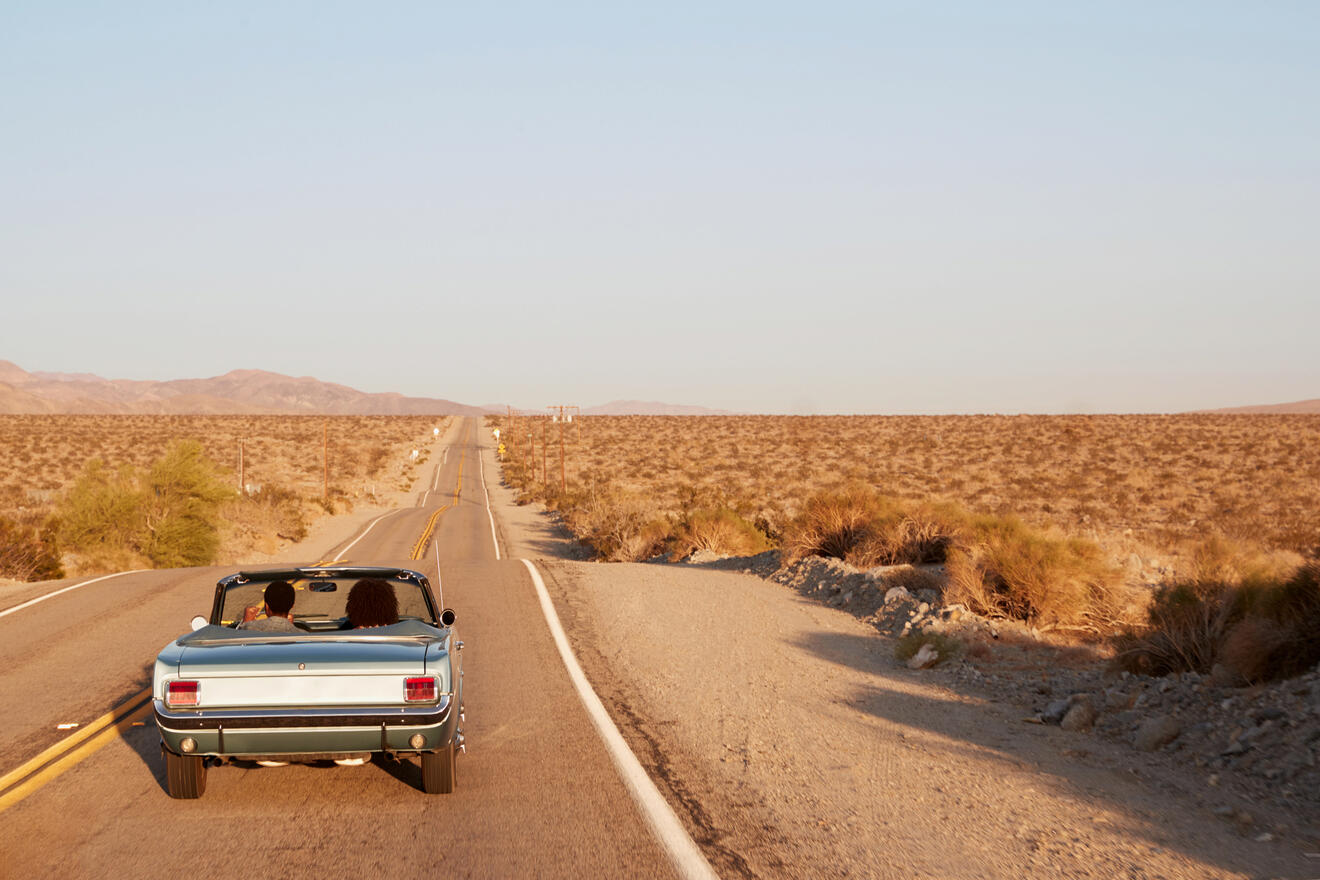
[421,742,455,794]
[165,749,207,799]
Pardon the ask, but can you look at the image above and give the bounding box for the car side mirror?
[440,608,456,626]
[190,615,209,631]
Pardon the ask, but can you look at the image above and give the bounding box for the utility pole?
[322,420,329,501]
[527,416,535,484]
[547,405,578,494]
[541,418,548,489]
[238,439,245,494]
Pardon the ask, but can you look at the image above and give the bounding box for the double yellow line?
[411,436,466,560]
[0,430,475,814]
[0,687,153,813]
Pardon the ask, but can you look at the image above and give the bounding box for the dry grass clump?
[1114,560,1320,683]
[944,516,1125,629]
[560,483,670,562]
[780,484,1125,628]
[0,513,63,581]
[670,508,771,560]
[784,486,958,567]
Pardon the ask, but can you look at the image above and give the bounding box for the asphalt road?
[0,418,680,879]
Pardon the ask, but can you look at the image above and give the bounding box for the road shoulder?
[477,446,1315,879]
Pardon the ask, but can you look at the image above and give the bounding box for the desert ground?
[2,417,1315,878]
[496,413,1320,577]
[0,414,449,574]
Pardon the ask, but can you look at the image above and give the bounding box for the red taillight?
[404,676,437,702]
[165,680,200,708]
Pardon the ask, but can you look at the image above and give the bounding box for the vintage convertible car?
[152,566,464,799]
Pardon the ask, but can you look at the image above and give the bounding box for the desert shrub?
[1114,562,1319,682]
[141,440,234,567]
[226,485,308,543]
[0,513,64,581]
[56,459,147,569]
[784,486,903,562]
[1226,563,1320,680]
[1111,579,1241,677]
[786,487,962,568]
[562,484,669,562]
[943,515,1122,627]
[669,507,771,560]
[853,501,964,567]
[56,443,233,571]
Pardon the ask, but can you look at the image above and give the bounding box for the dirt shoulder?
[479,459,1316,878]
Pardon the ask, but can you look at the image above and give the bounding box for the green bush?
[57,442,233,571]
[142,440,233,567]
[56,459,147,569]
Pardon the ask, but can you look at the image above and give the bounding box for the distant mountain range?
[0,362,732,416]
[0,361,486,415]
[1203,398,1320,414]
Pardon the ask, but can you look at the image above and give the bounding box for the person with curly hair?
[346,578,399,628]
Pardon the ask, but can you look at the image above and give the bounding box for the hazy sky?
[2,2,1317,414]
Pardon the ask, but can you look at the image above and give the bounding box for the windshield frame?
[209,567,440,629]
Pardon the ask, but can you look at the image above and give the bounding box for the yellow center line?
[0,687,153,813]
[410,429,469,560]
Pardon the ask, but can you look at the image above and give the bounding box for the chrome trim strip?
[154,696,449,728]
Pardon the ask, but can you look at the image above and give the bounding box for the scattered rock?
[1210,663,1244,688]
[1061,697,1098,732]
[907,643,939,670]
[1134,716,1181,752]
[1040,700,1071,725]
[1104,688,1134,711]
[754,550,1320,816]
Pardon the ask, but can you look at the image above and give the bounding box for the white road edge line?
[333,509,406,562]
[519,559,718,880]
[0,570,144,620]
[478,444,501,560]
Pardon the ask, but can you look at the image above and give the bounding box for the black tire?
[420,743,455,794]
[165,749,207,799]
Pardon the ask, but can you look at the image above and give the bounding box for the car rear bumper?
[154,697,452,757]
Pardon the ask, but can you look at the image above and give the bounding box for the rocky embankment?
[686,549,1320,829]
